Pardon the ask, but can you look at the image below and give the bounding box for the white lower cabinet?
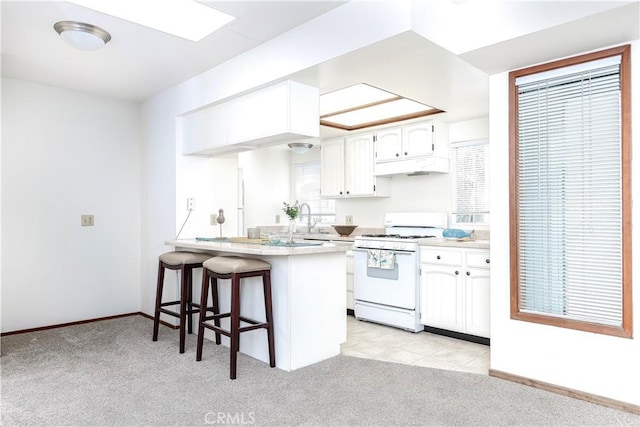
[420,247,490,338]
[346,250,354,310]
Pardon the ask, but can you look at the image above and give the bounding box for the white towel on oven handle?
[379,250,396,270]
[367,249,380,268]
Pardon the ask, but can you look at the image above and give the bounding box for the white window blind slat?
[515,55,623,326]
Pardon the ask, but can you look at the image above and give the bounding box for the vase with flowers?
[282,201,300,244]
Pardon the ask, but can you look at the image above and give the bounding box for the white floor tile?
[343,316,490,375]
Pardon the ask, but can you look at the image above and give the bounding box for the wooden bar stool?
[196,256,275,380]
[152,251,213,353]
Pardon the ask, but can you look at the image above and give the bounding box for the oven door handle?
[352,248,414,255]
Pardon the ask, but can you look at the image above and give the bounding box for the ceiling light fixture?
[54,21,111,51]
[66,0,235,42]
[288,142,313,154]
[320,83,444,131]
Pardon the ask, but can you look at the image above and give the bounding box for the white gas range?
[353,212,448,332]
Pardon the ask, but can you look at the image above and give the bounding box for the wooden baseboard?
[0,312,139,337]
[489,369,640,415]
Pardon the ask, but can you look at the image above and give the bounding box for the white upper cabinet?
[374,120,449,176]
[180,80,319,156]
[376,122,434,162]
[402,122,435,158]
[320,134,390,198]
[374,127,403,162]
[320,137,345,198]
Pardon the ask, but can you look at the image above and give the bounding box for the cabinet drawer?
[466,251,491,269]
[421,249,462,266]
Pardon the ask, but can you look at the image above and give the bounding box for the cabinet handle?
[339,191,343,195]
[346,191,350,195]
[436,255,441,260]
[485,259,490,264]
[466,271,471,276]
[395,153,400,157]
[404,152,408,156]
[455,270,459,275]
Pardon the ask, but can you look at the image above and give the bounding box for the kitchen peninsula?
[165,238,350,372]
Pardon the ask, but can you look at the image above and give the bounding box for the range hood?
[374,156,449,176]
[180,80,319,156]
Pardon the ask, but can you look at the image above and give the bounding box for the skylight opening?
[320,83,443,131]
[67,0,236,42]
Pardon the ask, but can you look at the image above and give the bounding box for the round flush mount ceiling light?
[54,21,111,51]
[288,142,313,154]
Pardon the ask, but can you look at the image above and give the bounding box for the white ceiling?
[2,0,638,129]
[0,1,345,101]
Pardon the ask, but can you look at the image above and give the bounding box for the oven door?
[353,248,418,309]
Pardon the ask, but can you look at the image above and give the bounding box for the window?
[293,162,336,224]
[509,45,632,337]
[451,139,490,227]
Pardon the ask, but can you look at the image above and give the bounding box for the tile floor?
[341,315,490,375]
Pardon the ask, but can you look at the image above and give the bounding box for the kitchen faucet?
[299,202,318,233]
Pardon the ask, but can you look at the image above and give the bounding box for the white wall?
[1,78,142,332]
[238,147,291,233]
[488,41,640,406]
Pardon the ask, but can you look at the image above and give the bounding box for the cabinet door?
[420,264,463,332]
[344,133,375,196]
[320,138,345,197]
[374,127,402,162]
[464,267,491,338]
[402,122,433,158]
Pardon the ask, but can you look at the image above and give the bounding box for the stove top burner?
[360,234,436,239]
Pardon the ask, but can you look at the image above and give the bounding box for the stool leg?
[211,277,221,345]
[186,266,193,335]
[196,269,210,362]
[263,271,276,368]
[230,273,241,380]
[179,266,188,354]
[152,261,165,342]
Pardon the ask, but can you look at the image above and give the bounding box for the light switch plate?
[210,214,217,225]
[275,214,280,224]
[81,215,94,226]
[345,215,353,225]
[187,198,195,210]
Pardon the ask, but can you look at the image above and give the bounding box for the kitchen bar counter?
[167,238,352,255]
[165,239,348,372]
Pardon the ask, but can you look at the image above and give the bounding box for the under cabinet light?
[288,142,313,154]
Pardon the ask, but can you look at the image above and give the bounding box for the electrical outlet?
[187,198,195,210]
[345,215,353,225]
[275,214,280,224]
[210,214,217,226]
[81,215,94,227]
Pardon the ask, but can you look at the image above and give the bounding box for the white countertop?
[165,238,352,256]
[419,238,490,250]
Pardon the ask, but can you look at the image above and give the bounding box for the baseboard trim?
[0,312,139,337]
[489,369,640,415]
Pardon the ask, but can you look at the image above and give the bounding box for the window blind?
[452,140,489,225]
[515,56,623,326]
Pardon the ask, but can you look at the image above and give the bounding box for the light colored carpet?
[1,315,639,426]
